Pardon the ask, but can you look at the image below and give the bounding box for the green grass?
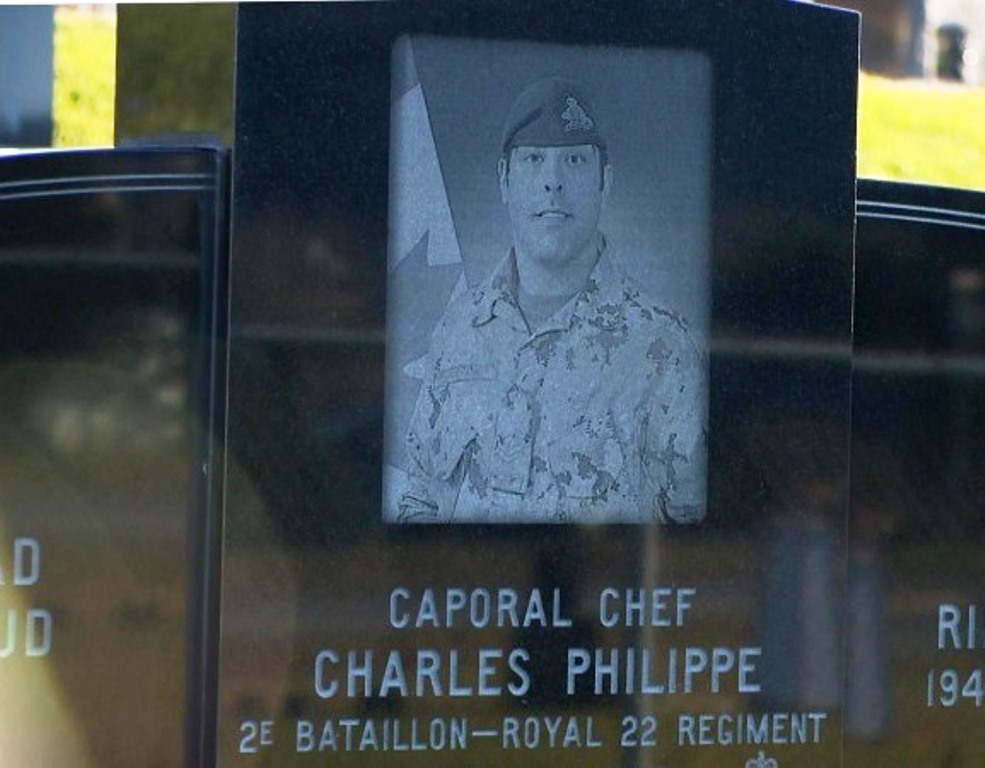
[52,7,115,147]
[858,72,985,191]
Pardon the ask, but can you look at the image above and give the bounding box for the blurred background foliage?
[52,6,115,146]
[51,5,985,190]
[114,4,235,145]
[52,5,234,149]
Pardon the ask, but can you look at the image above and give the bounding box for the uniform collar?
[470,237,626,332]
[469,252,520,327]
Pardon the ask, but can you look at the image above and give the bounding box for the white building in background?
[0,7,54,146]
[826,0,985,84]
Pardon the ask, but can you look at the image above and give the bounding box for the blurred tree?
[115,5,235,146]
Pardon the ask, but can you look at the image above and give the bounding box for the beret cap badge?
[561,96,594,132]
[501,77,606,155]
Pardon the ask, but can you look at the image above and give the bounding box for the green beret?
[501,77,606,156]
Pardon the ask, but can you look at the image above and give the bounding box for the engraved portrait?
[383,37,710,523]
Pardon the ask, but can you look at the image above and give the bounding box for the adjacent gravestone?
[0,148,226,767]
[847,181,985,765]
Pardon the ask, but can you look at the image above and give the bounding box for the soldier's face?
[499,144,610,270]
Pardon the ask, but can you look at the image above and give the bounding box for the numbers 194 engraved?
[927,669,985,708]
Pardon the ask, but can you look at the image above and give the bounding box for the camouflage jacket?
[399,249,706,523]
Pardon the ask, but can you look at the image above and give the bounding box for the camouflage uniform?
[399,246,706,523]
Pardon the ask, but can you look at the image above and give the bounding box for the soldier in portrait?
[398,76,706,524]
